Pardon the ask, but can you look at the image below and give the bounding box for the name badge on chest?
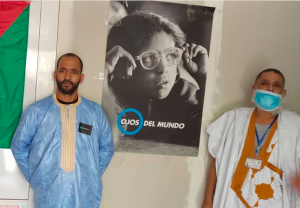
[244,157,262,170]
[79,122,92,135]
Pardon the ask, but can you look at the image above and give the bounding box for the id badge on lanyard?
[244,156,262,170]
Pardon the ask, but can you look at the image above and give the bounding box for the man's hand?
[291,173,300,193]
[105,45,137,77]
[202,203,213,208]
[182,43,208,77]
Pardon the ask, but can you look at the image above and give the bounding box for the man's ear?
[282,89,287,97]
[54,71,57,81]
[80,74,84,84]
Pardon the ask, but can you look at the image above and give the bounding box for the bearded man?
[11,53,114,208]
[202,69,300,208]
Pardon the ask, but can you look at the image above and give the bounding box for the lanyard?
[255,115,278,147]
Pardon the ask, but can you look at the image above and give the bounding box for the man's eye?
[72,70,78,74]
[59,69,65,73]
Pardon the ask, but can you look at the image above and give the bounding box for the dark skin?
[54,56,84,102]
[292,174,300,193]
[202,158,216,208]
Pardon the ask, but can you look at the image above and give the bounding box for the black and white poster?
[102,1,215,156]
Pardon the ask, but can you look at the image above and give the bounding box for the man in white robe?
[202,69,300,208]
[11,53,114,208]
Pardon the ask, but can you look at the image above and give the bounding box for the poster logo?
[117,108,144,135]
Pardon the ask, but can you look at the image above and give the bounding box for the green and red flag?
[0,1,30,148]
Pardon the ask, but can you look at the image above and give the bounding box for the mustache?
[62,80,73,85]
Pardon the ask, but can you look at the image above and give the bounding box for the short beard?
[56,79,80,95]
[251,89,283,116]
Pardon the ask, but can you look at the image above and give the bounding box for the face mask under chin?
[251,89,283,114]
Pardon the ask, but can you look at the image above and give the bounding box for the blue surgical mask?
[254,89,282,112]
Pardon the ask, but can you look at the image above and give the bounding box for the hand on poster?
[106,43,208,79]
[182,43,208,79]
[105,45,136,78]
[102,2,214,155]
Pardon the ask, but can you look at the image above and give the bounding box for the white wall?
[57,1,300,208]
[56,1,110,105]
[56,2,222,207]
[2,1,298,208]
[213,1,300,118]
[100,2,300,208]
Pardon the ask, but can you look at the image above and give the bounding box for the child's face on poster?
[132,31,178,100]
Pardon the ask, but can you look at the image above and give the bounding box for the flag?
[0,1,30,148]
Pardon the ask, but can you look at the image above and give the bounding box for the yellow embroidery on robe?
[53,94,81,173]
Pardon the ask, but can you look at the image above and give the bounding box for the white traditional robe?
[208,108,300,208]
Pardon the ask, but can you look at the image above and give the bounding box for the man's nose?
[64,70,71,79]
[155,57,169,74]
[268,84,274,92]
